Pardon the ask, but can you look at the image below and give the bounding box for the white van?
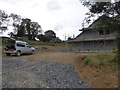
[4,40,35,56]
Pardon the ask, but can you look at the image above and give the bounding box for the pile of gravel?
[2,59,90,88]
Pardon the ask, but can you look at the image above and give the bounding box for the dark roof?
[80,15,119,31]
[89,15,113,28]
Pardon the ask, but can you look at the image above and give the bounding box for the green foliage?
[117,31,120,67]
[0,10,22,34]
[2,38,8,45]
[83,53,118,67]
[0,9,42,40]
[0,38,2,45]
[82,1,120,17]
[1,37,15,46]
[17,25,25,37]
[0,10,9,33]
[27,40,64,46]
[2,39,6,45]
[37,34,46,42]
[44,30,56,41]
[84,56,91,65]
[37,34,47,42]
[17,18,42,40]
[37,30,58,42]
[81,1,120,30]
[10,13,22,33]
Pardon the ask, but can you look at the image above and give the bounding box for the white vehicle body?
[4,40,35,56]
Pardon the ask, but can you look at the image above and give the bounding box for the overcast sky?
[0,0,89,40]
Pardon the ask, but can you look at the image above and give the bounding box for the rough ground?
[1,45,119,88]
[74,56,118,88]
[2,59,89,88]
[2,46,89,88]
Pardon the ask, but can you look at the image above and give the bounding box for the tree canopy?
[0,9,42,40]
[37,30,60,42]
[44,30,56,41]
[0,10,9,33]
[17,18,42,40]
[81,1,120,23]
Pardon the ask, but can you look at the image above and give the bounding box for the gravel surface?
[2,59,90,88]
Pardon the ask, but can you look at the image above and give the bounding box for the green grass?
[83,53,118,67]
[0,39,2,45]
[27,40,65,46]
[0,38,7,46]
[1,38,65,46]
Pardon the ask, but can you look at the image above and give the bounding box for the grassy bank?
[0,39,2,46]
[82,53,118,67]
[75,52,118,88]
[1,38,66,47]
[27,40,65,46]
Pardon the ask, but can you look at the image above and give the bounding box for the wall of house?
[68,28,118,52]
[74,40,117,52]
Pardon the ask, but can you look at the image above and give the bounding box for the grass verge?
[27,40,65,46]
[0,39,2,46]
[83,53,118,67]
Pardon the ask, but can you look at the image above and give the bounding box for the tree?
[68,37,73,41]
[37,34,47,42]
[81,1,120,24]
[81,1,120,63]
[17,20,25,37]
[44,30,56,41]
[17,18,42,40]
[0,10,42,40]
[31,22,42,40]
[22,18,31,40]
[10,13,22,34]
[0,10,23,35]
[0,10,9,33]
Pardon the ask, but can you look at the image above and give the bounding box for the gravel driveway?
[2,58,90,88]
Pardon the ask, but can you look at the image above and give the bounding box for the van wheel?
[32,50,35,54]
[17,51,21,56]
[6,53,10,56]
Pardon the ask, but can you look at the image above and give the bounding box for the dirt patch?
[74,56,118,88]
[21,52,79,64]
[6,45,76,64]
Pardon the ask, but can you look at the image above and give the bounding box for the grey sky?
[0,0,89,40]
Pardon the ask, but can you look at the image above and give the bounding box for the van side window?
[17,42,25,47]
[26,43,29,46]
